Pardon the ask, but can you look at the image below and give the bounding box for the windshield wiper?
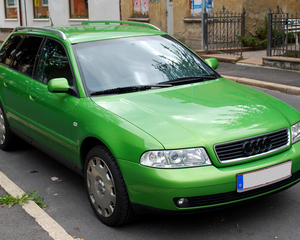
[90,84,172,96]
[159,75,218,85]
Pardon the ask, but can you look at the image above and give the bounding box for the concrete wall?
[120,0,203,50]
[120,0,167,32]
[173,0,202,49]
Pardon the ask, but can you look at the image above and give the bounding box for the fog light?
[175,197,189,208]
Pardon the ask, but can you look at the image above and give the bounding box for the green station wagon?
[1,21,300,226]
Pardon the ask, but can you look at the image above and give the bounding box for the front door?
[27,38,79,161]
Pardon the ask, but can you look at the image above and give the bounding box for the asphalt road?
[1,86,300,240]
[218,62,300,87]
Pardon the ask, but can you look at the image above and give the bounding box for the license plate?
[237,161,292,192]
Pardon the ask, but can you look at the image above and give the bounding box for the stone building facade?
[213,0,300,38]
[1,1,299,50]
[121,0,300,50]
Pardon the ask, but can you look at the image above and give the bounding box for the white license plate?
[237,161,292,192]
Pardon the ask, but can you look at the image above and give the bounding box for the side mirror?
[204,58,219,70]
[48,78,70,93]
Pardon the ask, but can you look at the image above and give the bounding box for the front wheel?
[84,145,136,226]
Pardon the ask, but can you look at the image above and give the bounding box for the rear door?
[0,35,44,137]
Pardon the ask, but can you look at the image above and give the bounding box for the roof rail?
[13,26,67,40]
[81,20,161,31]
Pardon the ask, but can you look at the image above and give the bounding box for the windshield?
[73,35,218,95]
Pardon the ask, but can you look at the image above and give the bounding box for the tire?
[84,145,136,226]
[0,104,14,151]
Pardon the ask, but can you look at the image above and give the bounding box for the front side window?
[33,0,49,18]
[12,36,44,77]
[4,0,18,19]
[69,0,88,19]
[0,35,23,66]
[36,39,73,85]
[73,35,216,95]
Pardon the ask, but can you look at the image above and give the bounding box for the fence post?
[285,13,289,57]
[203,12,208,53]
[267,8,272,56]
[241,8,245,57]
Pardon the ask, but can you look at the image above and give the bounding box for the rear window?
[0,35,23,66]
[12,36,44,77]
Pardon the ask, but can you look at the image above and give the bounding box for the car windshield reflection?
[73,35,218,96]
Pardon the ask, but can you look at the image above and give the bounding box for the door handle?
[29,95,36,101]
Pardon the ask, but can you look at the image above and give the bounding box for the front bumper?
[117,142,300,212]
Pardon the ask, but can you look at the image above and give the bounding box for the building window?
[4,0,18,19]
[69,0,88,19]
[42,0,48,7]
[133,0,149,16]
[33,0,49,18]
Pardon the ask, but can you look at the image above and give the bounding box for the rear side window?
[12,36,44,77]
[0,35,23,66]
[36,38,73,85]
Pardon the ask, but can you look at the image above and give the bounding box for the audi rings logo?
[242,137,272,156]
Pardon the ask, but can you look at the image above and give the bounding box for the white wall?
[0,0,21,29]
[0,0,120,29]
[89,0,120,21]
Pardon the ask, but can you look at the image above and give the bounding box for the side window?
[36,39,73,85]
[0,35,23,66]
[12,36,44,76]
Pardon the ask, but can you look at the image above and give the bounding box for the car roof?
[13,21,167,44]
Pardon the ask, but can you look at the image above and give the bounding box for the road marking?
[0,171,74,240]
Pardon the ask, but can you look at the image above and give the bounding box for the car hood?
[92,78,299,150]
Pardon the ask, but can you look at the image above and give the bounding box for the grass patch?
[0,190,47,208]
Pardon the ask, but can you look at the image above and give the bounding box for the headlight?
[140,148,211,168]
[292,121,300,144]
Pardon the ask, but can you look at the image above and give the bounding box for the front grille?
[174,170,300,208]
[214,129,290,163]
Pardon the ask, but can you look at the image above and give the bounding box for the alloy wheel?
[86,156,116,217]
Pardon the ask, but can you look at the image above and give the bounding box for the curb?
[223,75,300,95]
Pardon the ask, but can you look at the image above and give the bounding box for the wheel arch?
[80,137,112,168]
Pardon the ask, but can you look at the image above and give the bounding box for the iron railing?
[203,6,245,57]
[267,6,300,57]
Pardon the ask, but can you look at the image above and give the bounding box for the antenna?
[48,8,54,26]
[50,16,54,26]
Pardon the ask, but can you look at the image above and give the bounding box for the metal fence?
[267,6,300,57]
[203,6,245,57]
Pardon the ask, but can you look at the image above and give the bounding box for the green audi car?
[1,21,300,226]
